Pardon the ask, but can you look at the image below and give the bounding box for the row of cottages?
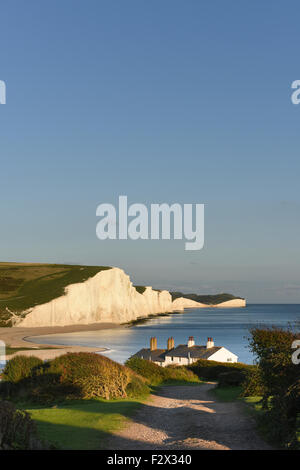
[133,336,238,366]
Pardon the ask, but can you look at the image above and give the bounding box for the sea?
[25,304,300,365]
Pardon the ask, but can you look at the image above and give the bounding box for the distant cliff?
[171,292,246,306]
[0,262,246,328]
[14,268,174,327]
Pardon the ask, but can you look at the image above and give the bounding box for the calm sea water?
[27,304,300,365]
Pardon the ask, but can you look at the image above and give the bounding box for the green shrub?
[247,326,300,448]
[32,352,132,401]
[2,355,43,383]
[218,371,245,388]
[0,400,48,449]
[241,366,265,397]
[163,365,199,383]
[125,373,150,398]
[126,357,199,386]
[188,358,255,382]
[126,357,165,385]
[2,353,151,403]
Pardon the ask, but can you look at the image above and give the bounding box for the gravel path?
[106,383,271,450]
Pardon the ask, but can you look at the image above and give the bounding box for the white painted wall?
[208,347,238,363]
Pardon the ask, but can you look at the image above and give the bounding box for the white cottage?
[132,336,238,366]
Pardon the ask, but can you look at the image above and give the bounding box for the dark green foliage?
[241,366,265,397]
[126,357,199,386]
[188,358,255,383]
[125,373,150,398]
[126,357,165,385]
[1,352,151,402]
[2,355,43,383]
[247,326,300,448]
[134,286,146,294]
[218,371,245,388]
[170,291,244,304]
[0,400,46,449]
[34,352,132,401]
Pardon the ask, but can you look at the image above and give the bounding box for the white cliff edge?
[14,267,245,328]
[213,298,246,308]
[171,297,207,310]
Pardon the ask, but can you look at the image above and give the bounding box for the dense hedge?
[246,326,300,448]
[2,355,43,383]
[126,357,199,385]
[188,358,256,384]
[1,352,150,402]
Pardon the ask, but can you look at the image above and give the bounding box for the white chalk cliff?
[14,267,246,328]
[172,297,207,310]
[213,298,246,308]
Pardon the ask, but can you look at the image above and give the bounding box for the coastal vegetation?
[209,326,300,449]
[126,357,200,386]
[0,352,201,449]
[188,358,255,384]
[0,400,50,449]
[244,326,300,448]
[1,326,298,449]
[0,262,111,326]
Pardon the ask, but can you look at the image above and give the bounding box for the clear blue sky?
[1,1,300,302]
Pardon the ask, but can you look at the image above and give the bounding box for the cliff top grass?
[0,262,111,326]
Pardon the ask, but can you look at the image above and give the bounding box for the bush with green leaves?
[0,400,48,449]
[247,326,300,448]
[241,366,265,397]
[126,357,165,385]
[218,371,245,388]
[188,358,255,383]
[125,373,150,398]
[2,355,43,384]
[33,352,133,401]
[2,352,152,402]
[126,357,199,386]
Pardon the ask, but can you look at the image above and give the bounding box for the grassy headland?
[0,262,111,326]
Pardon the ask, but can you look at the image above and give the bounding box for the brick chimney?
[167,337,174,350]
[206,337,214,349]
[188,336,195,347]
[150,337,157,351]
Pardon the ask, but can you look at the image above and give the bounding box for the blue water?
[28,304,300,365]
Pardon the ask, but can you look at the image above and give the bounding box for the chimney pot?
[150,337,157,351]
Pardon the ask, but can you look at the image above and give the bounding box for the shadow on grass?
[21,397,146,450]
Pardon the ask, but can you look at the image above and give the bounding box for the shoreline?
[0,323,124,361]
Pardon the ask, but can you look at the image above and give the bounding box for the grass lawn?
[22,397,147,450]
[211,385,243,402]
[20,380,202,449]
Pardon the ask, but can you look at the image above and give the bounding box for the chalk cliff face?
[213,298,246,308]
[15,268,174,327]
[14,267,246,328]
[172,297,207,310]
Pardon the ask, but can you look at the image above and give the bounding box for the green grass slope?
[0,262,111,326]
